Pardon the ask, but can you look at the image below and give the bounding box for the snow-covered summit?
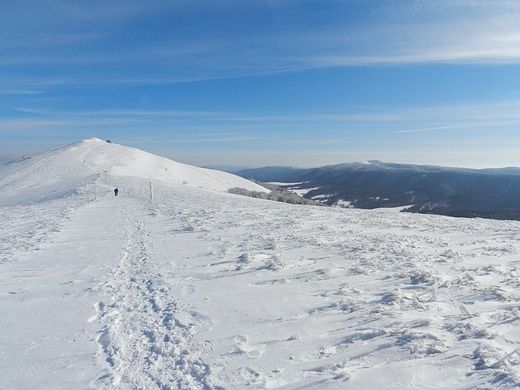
[0,138,267,206]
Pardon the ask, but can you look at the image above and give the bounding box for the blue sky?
[2,0,520,168]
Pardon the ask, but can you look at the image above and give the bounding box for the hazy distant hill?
[236,161,520,220]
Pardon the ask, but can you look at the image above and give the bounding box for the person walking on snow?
[114,188,119,196]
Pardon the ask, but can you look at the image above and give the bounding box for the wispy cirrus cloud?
[0,90,46,96]
[2,0,520,86]
[2,98,520,167]
[6,100,520,144]
[2,1,520,169]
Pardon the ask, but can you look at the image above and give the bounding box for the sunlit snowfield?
[2,139,520,389]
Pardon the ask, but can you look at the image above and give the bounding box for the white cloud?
[0,90,46,95]
[2,1,520,85]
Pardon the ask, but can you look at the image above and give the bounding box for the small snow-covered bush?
[228,183,324,206]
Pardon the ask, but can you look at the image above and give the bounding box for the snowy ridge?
[2,140,520,389]
[0,138,267,206]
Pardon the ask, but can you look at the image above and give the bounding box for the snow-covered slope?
[0,138,267,206]
[2,140,520,389]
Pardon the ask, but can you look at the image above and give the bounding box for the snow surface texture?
[2,139,520,389]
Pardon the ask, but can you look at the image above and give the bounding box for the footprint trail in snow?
[93,200,216,390]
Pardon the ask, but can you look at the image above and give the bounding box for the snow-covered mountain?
[0,137,267,207]
[2,140,520,389]
[236,162,520,220]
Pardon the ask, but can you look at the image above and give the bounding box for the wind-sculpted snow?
[146,185,520,389]
[3,142,520,389]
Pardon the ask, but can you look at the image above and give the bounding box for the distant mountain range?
[233,161,520,221]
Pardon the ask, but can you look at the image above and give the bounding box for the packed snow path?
[94,199,214,389]
[3,175,520,389]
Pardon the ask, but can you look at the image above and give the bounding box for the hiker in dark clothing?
[114,188,119,196]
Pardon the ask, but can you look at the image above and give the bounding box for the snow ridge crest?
[0,138,267,206]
